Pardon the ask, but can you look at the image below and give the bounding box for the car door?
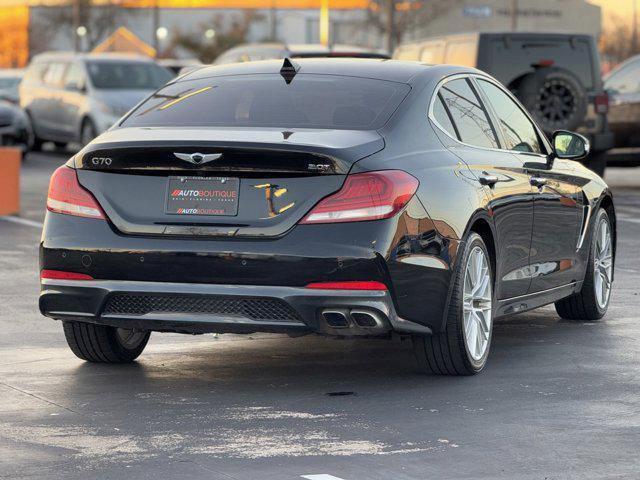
[432,76,534,299]
[605,59,640,148]
[59,61,87,141]
[474,77,583,293]
[39,62,68,139]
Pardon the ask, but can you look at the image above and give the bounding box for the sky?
[590,0,636,26]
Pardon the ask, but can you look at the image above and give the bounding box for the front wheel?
[80,118,97,146]
[555,208,613,320]
[62,321,150,363]
[412,232,494,375]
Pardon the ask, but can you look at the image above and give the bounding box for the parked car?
[0,69,24,104]
[20,52,173,150]
[604,54,640,150]
[393,32,613,175]
[157,58,202,76]
[40,59,615,374]
[0,99,33,153]
[214,43,389,65]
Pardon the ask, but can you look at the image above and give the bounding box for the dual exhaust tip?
[321,309,385,329]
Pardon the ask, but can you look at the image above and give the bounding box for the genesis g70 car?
[40,59,616,374]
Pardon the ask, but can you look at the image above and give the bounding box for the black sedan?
[39,59,616,375]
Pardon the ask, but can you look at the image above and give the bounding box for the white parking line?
[0,216,43,229]
[301,475,347,480]
[617,215,640,225]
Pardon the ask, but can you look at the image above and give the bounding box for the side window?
[438,78,499,149]
[605,62,640,94]
[477,79,543,154]
[43,62,67,88]
[63,62,86,90]
[432,93,458,139]
[23,62,48,85]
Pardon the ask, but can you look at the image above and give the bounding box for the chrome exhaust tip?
[350,310,385,328]
[321,310,350,328]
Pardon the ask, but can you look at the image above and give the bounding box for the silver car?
[20,52,172,150]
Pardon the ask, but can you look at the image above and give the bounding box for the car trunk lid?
[75,127,384,237]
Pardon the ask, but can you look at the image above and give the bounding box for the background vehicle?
[0,69,24,104]
[40,59,615,375]
[0,98,32,153]
[157,58,202,76]
[20,52,172,150]
[393,32,613,175]
[604,54,640,151]
[214,43,390,65]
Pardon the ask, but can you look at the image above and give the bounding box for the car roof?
[180,58,463,84]
[30,52,155,64]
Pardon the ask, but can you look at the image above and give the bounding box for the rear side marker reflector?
[40,270,94,281]
[300,170,419,224]
[47,166,105,219]
[305,281,388,291]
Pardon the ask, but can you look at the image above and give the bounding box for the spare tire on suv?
[515,67,588,135]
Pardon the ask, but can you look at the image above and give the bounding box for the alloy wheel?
[463,246,492,361]
[594,218,613,309]
[116,328,148,349]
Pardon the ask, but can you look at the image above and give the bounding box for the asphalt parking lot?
[1,151,639,480]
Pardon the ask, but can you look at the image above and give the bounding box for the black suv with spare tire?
[394,32,613,175]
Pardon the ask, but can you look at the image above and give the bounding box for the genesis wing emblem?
[174,152,223,165]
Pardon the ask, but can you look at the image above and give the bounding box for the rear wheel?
[62,321,150,363]
[412,232,494,375]
[555,208,613,320]
[80,118,97,146]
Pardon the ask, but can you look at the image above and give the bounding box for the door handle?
[530,176,547,188]
[478,173,499,187]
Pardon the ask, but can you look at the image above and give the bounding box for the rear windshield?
[121,74,410,130]
[87,61,172,90]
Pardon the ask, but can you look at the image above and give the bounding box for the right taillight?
[300,170,419,224]
[594,92,609,114]
[47,166,105,219]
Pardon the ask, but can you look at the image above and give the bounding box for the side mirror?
[552,130,590,160]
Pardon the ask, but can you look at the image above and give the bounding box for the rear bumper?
[40,279,431,336]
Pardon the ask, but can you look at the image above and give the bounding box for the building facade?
[0,0,601,68]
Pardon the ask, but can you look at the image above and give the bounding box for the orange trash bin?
[0,147,21,216]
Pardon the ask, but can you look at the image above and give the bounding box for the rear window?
[121,74,410,130]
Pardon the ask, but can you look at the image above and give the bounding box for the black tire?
[412,232,494,375]
[582,151,607,177]
[62,321,150,363]
[516,67,587,134]
[80,118,97,146]
[25,112,44,152]
[555,208,613,320]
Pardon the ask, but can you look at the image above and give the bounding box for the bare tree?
[600,13,640,70]
[365,0,460,52]
[32,1,134,54]
[167,11,261,63]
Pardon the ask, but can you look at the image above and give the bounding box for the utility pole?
[385,0,395,54]
[270,0,277,40]
[72,0,81,52]
[152,0,160,57]
[511,0,518,32]
[632,0,638,54]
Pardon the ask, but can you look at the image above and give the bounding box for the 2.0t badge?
[174,152,223,165]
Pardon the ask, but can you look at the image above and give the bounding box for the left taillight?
[47,166,105,220]
[300,170,419,224]
[594,92,609,114]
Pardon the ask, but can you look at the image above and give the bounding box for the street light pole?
[153,0,160,58]
[72,0,80,52]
